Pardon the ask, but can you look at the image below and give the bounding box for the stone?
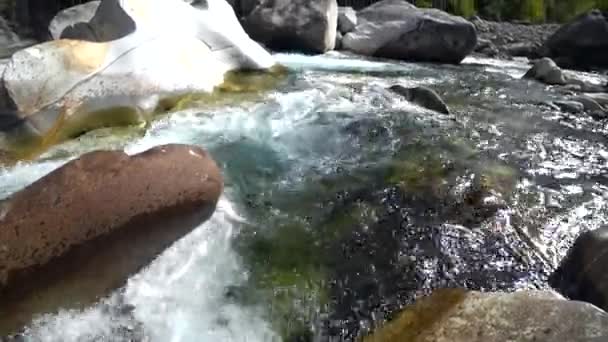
[0,0,276,149]
[522,57,567,85]
[342,0,477,64]
[582,93,608,108]
[389,85,450,114]
[571,95,606,113]
[552,100,585,114]
[503,42,540,58]
[542,9,608,70]
[550,226,608,312]
[48,1,101,40]
[338,6,357,34]
[335,31,343,50]
[242,0,338,54]
[364,289,608,342]
[0,144,222,291]
[0,16,35,59]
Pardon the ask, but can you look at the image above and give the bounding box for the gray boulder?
[541,9,608,70]
[365,289,608,342]
[342,0,477,64]
[550,226,608,312]
[338,6,357,34]
[571,95,606,113]
[389,85,450,114]
[242,0,338,54]
[48,1,101,40]
[523,57,567,85]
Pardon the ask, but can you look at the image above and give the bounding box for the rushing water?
[1,52,608,341]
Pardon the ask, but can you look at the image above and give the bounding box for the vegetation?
[409,0,608,22]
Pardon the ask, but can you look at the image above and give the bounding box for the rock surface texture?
[364,289,608,342]
[0,0,276,145]
[389,85,450,114]
[242,0,338,54]
[541,9,608,70]
[550,226,608,312]
[0,144,223,290]
[342,0,477,64]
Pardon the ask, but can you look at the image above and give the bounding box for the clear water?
[1,52,608,341]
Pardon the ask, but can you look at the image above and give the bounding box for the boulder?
[522,57,567,85]
[389,85,450,114]
[0,144,222,291]
[552,100,585,114]
[338,6,357,34]
[341,0,477,64]
[541,9,608,70]
[571,95,606,114]
[242,0,338,54]
[503,42,540,58]
[582,93,608,108]
[0,0,276,149]
[550,226,608,312]
[48,1,101,40]
[0,16,35,59]
[364,289,608,342]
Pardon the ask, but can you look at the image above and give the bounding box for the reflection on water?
[1,52,608,341]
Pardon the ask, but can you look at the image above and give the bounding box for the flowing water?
[1,52,608,341]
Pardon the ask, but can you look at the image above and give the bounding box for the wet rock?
[550,226,608,312]
[342,0,477,64]
[582,93,608,108]
[0,144,223,292]
[1,0,276,149]
[523,57,567,85]
[335,31,342,50]
[337,6,357,34]
[243,0,338,54]
[0,16,35,59]
[542,9,608,70]
[363,289,608,342]
[388,85,450,114]
[571,95,606,115]
[503,42,540,58]
[553,100,585,114]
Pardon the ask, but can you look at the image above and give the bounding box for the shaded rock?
[0,144,222,290]
[388,85,450,114]
[571,95,606,113]
[364,289,608,342]
[553,100,585,114]
[342,0,477,64]
[48,1,100,40]
[335,31,342,50]
[337,6,357,34]
[0,16,35,59]
[503,42,540,58]
[542,9,608,70]
[583,93,608,108]
[550,226,608,312]
[242,0,338,53]
[523,57,567,85]
[1,0,276,150]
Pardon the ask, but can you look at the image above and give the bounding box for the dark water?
[1,52,607,341]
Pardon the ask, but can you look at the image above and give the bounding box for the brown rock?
[0,143,222,291]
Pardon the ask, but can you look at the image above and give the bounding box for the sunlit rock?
[0,144,222,335]
[522,57,567,85]
[342,0,477,64]
[0,0,276,153]
[364,289,608,342]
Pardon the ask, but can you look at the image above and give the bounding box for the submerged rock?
[342,0,477,64]
[364,289,608,342]
[541,9,608,70]
[553,100,585,114]
[550,226,608,312]
[0,145,223,302]
[522,57,567,85]
[242,0,338,54]
[389,85,450,114]
[0,0,276,153]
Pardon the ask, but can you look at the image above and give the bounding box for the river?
[1,52,607,341]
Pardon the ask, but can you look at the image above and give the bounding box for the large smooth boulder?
[364,289,608,342]
[550,226,608,312]
[342,0,477,64]
[242,0,338,54]
[0,0,276,148]
[338,6,357,34]
[0,144,222,290]
[541,9,608,70]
